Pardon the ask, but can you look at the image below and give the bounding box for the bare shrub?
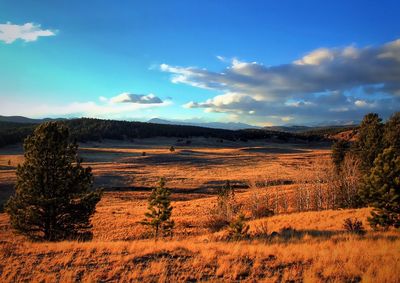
[294,156,361,213]
[279,191,289,213]
[334,155,362,208]
[206,181,239,232]
[251,203,274,219]
[343,218,365,235]
[295,186,312,212]
[204,214,230,232]
[322,154,362,209]
[279,226,301,241]
[246,186,274,219]
[252,220,269,239]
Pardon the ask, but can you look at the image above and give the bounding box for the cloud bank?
[109,93,163,104]
[162,39,400,124]
[0,93,171,119]
[0,22,55,44]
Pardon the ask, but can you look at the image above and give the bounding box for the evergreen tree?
[331,139,349,171]
[141,178,174,238]
[383,112,400,155]
[354,113,384,173]
[5,122,101,241]
[227,213,249,241]
[363,147,400,230]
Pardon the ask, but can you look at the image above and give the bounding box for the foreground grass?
[1,207,399,283]
[1,234,399,282]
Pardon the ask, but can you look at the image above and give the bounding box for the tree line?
[0,118,330,148]
[332,112,400,229]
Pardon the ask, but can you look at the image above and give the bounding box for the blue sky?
[1,1,399,125]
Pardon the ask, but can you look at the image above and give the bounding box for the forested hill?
[0,118,327,147]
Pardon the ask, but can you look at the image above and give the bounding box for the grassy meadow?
[0,138,399,282]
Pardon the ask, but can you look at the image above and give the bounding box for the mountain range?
[147,118,260,130]
[0,115,65,124]
[0,115,358,133]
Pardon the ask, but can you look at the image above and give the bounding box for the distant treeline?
[301,126,358,137]
[0,122,36,148]
[0,118,331,147]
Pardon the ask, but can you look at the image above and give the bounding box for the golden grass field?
[0,138,399,282]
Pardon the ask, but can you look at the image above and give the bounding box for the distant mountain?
[147,118,260,130]
[264,126,312,133]
[0,115,66,124]
[308,120,361,127]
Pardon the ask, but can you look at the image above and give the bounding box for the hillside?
[0,115,65,124]
[0,118,327,148]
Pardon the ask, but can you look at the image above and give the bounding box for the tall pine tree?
[383,112,400,155]
[5,122,101,241]
[354,113,384,173]
[331,139,349,172]
[363,147,400,229]
[141,178,174,238]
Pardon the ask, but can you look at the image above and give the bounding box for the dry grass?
[1,230,398,282]
[0,138,399,282]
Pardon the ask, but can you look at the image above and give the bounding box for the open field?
[0,138,399,282]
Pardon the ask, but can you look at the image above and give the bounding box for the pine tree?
[227,213,249,241]
[141,178,174,238]
[383,112,400,155]
[5,122,101,241]
[331,139,349,171]
[363,147,400,230]
[354,113,384,173]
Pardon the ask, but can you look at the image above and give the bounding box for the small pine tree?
[228,213,249,241]
[331,139,349,171]
[141,178,174,238]
[363,147,400,230]
[5,122,101,241]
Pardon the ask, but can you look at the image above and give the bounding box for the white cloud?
[109,92,163,104]
[0,22,56,44]
[281,116,293,122]
[161,39,400,124]
[294,48,334,65]
[377,39,400,62]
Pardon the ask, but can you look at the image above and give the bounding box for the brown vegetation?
[0,138,399,282]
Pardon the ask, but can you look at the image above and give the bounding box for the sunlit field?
[0,138,399,282]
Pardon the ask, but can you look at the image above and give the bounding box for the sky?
[0,0,399,126]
